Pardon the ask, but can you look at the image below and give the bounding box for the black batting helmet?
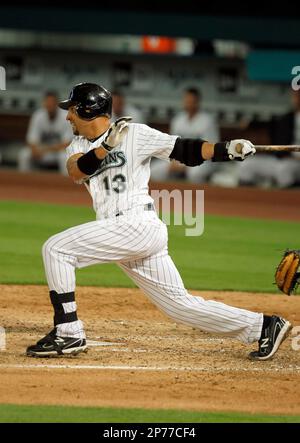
[59,82,112,120]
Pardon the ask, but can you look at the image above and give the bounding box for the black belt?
[116,203,154,217]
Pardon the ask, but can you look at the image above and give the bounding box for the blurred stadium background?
[1,2,300,188]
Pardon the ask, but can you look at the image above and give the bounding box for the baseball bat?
[236,143,300,153]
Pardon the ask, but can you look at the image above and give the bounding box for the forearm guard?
[211,142,231,162]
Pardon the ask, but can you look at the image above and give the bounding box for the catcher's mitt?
[275,249,300,295]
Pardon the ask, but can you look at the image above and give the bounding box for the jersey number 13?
[103,174,127,194]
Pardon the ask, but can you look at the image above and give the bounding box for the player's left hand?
[102,116,132,151]
[227,139,256,160]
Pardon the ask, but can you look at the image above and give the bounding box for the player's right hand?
[101,116,132,151]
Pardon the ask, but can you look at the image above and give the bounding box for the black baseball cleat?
[26,328,87,357]
[248,316,293,361]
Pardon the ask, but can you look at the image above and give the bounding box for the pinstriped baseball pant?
[42,208,263,344]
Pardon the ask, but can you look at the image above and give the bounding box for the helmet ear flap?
[75,104,98,120]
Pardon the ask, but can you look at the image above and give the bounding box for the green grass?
[0,200,299,292]
[0,404,299,423]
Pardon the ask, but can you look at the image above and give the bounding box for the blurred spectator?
[111,91,145,123]
[151,87,220,182]
[238,89,300,188]
[17,91,73,175]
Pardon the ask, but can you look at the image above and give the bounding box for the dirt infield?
[1,170,300,416]
[0,285,300,415]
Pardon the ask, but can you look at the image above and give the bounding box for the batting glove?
[227,139,256,160]
[101,116,132,151]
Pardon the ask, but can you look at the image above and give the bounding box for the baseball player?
[27,83,293,361]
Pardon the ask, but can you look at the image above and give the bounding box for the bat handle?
[235,142,243,154]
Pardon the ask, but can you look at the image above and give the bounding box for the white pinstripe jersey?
[66,123,178,219]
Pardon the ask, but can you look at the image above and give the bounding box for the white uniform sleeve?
[65,136,88,160]
[136,124,178,162]
[26,111,41,145]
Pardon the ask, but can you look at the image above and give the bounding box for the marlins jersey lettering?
[66,123,178,218]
